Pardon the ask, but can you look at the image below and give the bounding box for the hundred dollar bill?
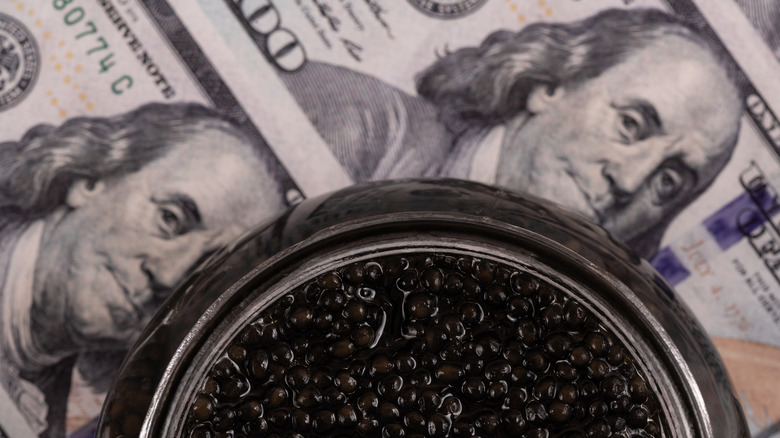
[0,0,352,436]
[162,0,780,434]
[650,1,780,433]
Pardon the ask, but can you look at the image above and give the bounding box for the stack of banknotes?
[0,0,778,436]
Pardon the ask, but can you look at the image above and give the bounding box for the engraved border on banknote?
[406,0,489,19]
[0,12,39,112]
[137,0,300,200]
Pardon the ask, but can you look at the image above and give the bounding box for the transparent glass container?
[97,179,748,437]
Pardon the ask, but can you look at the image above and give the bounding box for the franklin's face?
[34,128,282,351]
[495,34,742,246]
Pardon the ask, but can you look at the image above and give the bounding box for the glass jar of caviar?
[97,179,748,438]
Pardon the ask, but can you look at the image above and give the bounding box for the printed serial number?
[52,0,133,94]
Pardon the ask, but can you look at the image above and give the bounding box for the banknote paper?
[0,0,779,436]
[0,1,314,436]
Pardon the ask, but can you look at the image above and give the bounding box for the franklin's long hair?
[416,8,741,129]
[0,102,255,219]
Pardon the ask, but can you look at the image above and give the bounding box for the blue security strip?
[703,191,769,251]
[651,246,691,286]
[652,186,778,286]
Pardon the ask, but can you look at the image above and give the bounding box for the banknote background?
[0,0,779,436]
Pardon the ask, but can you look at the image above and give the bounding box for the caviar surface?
[186,254,664,437]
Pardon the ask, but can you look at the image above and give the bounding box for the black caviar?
[185,254,664,437]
